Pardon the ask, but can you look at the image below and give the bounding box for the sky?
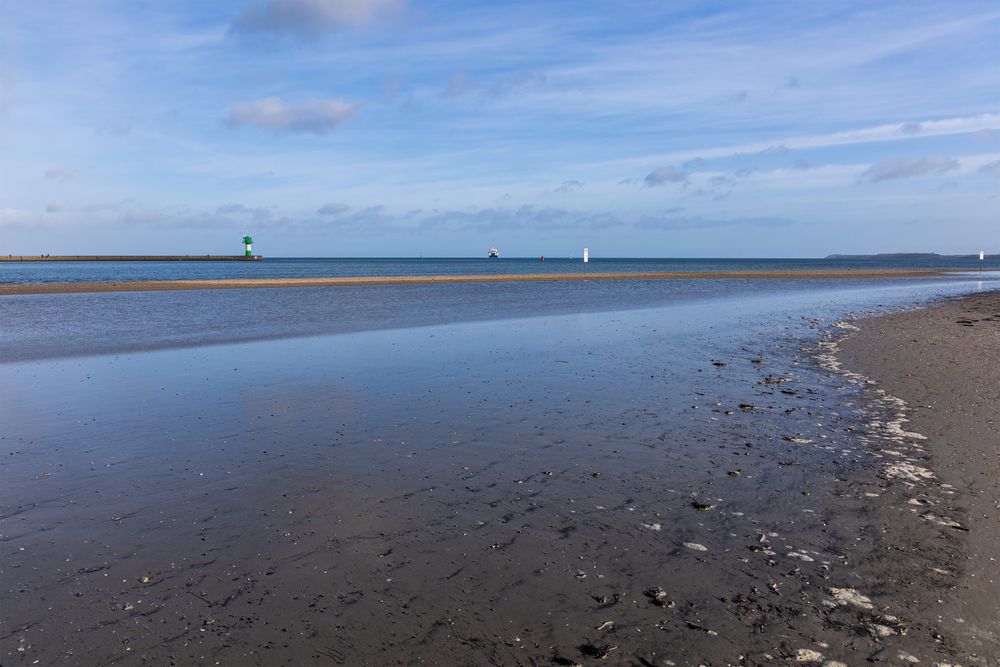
[1,0,998,257]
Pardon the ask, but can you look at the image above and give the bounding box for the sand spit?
[0,268,943,295]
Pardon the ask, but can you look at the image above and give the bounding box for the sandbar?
[0,268,944,295]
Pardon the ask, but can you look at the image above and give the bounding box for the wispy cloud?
[644,166,687,187]
[318,202,351,215]
[860,156,959,183]
[636,214,795,230]
[442,72,472,98]
[231,0,403,40]
[227,97,357,134]
[978,159,1000,174]
[553,180,582,193]
[44,166,78,182]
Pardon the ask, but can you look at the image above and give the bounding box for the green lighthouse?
[243,234,253,257]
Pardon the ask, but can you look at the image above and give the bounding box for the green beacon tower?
[243,234,253,257]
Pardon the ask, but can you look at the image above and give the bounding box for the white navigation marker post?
[583,247,589,275]
[980,249,985,276]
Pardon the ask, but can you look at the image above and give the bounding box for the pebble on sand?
[794,648,824,662]
[826,587,874,610]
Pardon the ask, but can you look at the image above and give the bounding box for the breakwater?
[0,255,262,262]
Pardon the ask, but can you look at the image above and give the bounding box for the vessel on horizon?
[488,247,499,258]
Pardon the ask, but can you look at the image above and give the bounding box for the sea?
[1,258,998,662]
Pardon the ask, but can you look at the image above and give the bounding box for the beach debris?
[825,587,874,610]
[897,652,920,663]
[739,403,755,412]
[641,522,662,531]
[683,542,708,552]
[783,435,813,444]
[794,648,824,662]
[574,570,588,580]
[711,361,727,367]
[866,622,896,638]
[690,500,715,511]
[138,575,150,584]
[920,513,968,531]
[822,662,847,667]
[580,643,618,660]
[787,551,814,562]
[727,469,743,477]
[750,358,764,364]
[759,374,789,385]
[882,462,934,484]
[684,621,717,635]
[595,620,614,631]
[643,587,675,608]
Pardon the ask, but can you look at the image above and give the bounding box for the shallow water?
[2,255,999,284]
[3,274,999,363]
[1,278,997,665]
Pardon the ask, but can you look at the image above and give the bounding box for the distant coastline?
[826,252,995,260]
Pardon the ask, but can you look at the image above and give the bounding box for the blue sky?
[1,0,998,257]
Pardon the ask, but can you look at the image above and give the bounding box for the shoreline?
[0,268,946,295]
[836,289,1000,661]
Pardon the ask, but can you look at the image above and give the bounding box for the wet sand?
[837,290,1000,660]
[2,289,998,665]
[0,268,942,295]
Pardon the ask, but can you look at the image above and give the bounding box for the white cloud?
[860,156,959,183]
[232,0,403,40]
[227,97,357,134]
[608,114,1000,169]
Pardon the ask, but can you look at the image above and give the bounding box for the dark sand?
[0,269,942,295]
[2,291,998,666]
[838,290,1000,661]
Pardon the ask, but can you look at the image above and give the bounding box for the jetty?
[0,255,261,262]
[1,233,262,262]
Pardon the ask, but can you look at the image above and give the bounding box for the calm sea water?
[2,271,998,362]
[2,255,999,284]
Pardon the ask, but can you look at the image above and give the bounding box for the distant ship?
[488,247,499,258]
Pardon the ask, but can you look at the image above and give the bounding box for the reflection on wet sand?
[1,287,993,665]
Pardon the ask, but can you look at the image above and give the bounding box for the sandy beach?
[838,290,1000,660]
[0,268,944,296]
